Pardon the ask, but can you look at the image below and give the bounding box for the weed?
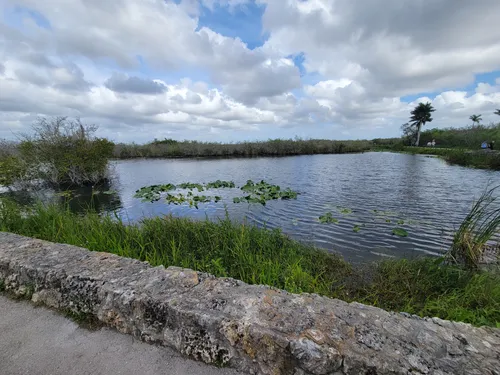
[448,186,500,269]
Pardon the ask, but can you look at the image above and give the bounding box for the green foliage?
[205,180,236,189]
[469,114,482,126]
[113,138,372,159]
[2,117,113,187]
[419,123,500,149]
[135,179,296,207]
[349,258,500,327]
[389,146,500,170]
[0,156,26,186]
[236,180,299,205]
[392,228,408,237]
[319,212,339,224]
[177,182,204,192]
[338,207,352,215]
[409,102,436,146]
[449,186,500,269]
[1,200,498,327]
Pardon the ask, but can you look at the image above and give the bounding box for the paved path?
[0,296,242,375]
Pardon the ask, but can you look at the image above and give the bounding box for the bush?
[2,117,114,187]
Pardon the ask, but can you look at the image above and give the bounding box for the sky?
[1,0,500,143]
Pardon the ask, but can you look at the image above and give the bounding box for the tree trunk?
[415,123,422,146]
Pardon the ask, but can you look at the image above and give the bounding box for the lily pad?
[319,212,339,224]
[392,228,408,237]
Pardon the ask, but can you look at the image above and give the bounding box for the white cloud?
[0,0,499,142]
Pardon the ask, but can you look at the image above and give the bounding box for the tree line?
[401,106,500,147]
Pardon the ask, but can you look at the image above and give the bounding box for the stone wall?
[0,232,499,375]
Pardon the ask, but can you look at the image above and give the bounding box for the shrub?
[2,117,114,188]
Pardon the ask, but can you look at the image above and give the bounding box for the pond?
[4,152,500,262]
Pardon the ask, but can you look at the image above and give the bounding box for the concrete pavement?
[0,296,242,375]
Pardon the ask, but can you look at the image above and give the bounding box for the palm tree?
[469,114,482,126]
[494,109,500,116]
[410,102,435,146]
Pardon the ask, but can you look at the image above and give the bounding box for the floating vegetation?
[392,228,409,237]
[166,193,213,208]
[205,180,235,189]
[397,220,405,225]
[102,190,117,195]
[338,207,352,215]
[177,182,204,192]
[134,179,297,208]
[319,212,339,224]
[353,225,361,233]
[235,180,299,205]
[134,184,177,202]
[386,219,391,223]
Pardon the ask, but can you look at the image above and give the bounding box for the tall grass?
[449,186,500,269]
[113,138,372,159]
[380,146,500,170]
[1,200,499,327]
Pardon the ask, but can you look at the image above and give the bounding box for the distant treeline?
[113,138,373,159]
[373,122,500,149]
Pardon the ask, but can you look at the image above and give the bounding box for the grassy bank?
[377,145,500,170]
[1,200,498,327]
[113,138,372,159]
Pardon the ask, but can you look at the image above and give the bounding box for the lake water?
[5,152,500,262]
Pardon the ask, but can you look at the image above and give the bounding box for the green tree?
[410,102,435,146]
[469,114,482,126]
[401,122,417,146]
[495,109,500,116]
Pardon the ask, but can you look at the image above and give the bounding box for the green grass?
[377,146,500,170]
[1,200,499,327]
[449,186,500,269]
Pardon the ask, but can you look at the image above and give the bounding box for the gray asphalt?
[0,295,242,375]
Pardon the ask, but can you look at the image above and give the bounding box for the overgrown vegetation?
[448,186,500,269]
[0,117,113,188]
[1,199,498,327]
[113,138,372,159]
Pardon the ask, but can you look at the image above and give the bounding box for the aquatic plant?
[338,207,352,215]
[392,228,408,237]
[134,184,176,202]
[319,212,339,224]
[205,180,235,189]
[234,180,299,205]
[177,182,204,192]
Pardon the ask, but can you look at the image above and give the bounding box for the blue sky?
[1,0,500,143]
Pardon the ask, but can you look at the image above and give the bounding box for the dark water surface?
[7,152,500,261]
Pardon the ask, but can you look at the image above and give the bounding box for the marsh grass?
[383,146,500,170]
[1,200,499,327]
[448,186,500,269]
